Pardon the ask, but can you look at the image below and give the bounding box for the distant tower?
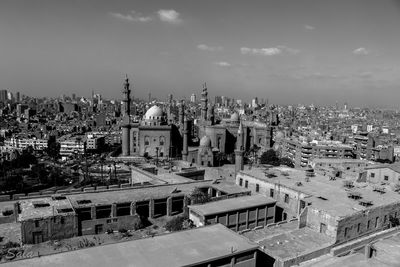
[190,93,196,103]
[235,120,245,176]
[201,83,208,121]
[121,75,132,156]
[122,75,131,118]
[179,100,185,126]
[208,104,215,125]
[182,116,189,161]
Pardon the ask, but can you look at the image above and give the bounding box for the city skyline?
[1,0,400,107]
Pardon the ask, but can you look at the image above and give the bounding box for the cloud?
[240,45,299,56]
[110,11,152,22]
[304,25,315,30]
[197,44,223,52]
[353,47,369,55]
[214,61,231,67]
[157,9,181,24]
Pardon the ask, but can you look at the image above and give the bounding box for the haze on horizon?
[1,0,400,107]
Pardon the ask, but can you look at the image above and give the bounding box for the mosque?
[120,77,275,174]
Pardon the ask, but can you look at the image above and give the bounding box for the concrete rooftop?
[243,221,334,261]
[18,197,75,221]
[189,194,275,216]
[2,224,258,267]
[240,166,400,217]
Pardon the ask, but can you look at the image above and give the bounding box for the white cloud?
[304,24,315,30]
[214,61,231,67]
[241,45,299,56]
[353,47,369,55]
[157,9,181,24]
[197,44,223,52]
[110,11,152,22]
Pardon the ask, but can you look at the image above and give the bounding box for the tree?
[190,187,211,204]
[47,137,61,162]
[279,157,295,168]
[165,216,186,232]
[260,149,280,165]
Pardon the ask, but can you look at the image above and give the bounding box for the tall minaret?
[122,75,131,119]
[201,83,208,121]
[235,119,245,176]
[121,75,132,156]
[182,116,189,161]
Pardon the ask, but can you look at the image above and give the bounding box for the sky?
[1,0,400,107]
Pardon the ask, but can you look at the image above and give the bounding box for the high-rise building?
[0,89,8,103]
[190,93,196,103]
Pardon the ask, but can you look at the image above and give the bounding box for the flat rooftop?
[242,221,334,261]
[18,196,75,221]
[189,195,275,216]
[68,180,249,207]
[240,166,400,217]
[301,233,400,267]
[2,224,258,267]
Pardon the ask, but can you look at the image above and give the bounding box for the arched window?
[144,136,150,146]
[159,136,165,146]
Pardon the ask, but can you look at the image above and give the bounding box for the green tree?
[47,137,61,162]
[260,149,280,165]
[164,216,186,232]
[190,187,211,204]
[279,157,295,168]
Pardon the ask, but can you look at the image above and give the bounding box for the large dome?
[230,112,240,122]
[144,105,163,120]
[199,136,212,147]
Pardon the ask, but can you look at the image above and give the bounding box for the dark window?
[270,189,274,198]
[144,136,150,146]
[370,173,375,178]
[367,220,371,229]
[384,175,389,181]
[375,217,379,228]
[60,217,65,224]
[344,227,349,238]
[245,180,248,188]
[284,194,289,203]
[159,136,165,146]
[357,223,361,233]
[255,184,260,192]
[239,178,243,186]
[384,215,387,223]
[35,220,39,227]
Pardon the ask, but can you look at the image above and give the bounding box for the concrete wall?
[335,201,400,245]
[305,206,338,238]
[366,168,400,185]
[236,172,309,219]
[21,215,78,244]
[190,203,275,232]
[80,214,141,235]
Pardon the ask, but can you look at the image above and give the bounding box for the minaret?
[182,116,189,161]
[235,119,245,176]
[121,75,131,156]
[201,83,208,121]
[122,75,131,119]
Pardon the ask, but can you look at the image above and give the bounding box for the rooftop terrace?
[18,196,75,221]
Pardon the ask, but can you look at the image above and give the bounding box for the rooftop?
[189,194,275,216]
[18,196,75,221]
[239,166,400,217]
[2,224,258,267]
[68,180,249,207]
[242,221,334,260]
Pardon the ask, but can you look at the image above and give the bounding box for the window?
[255,184,260,192]
[384,215,387,224]
[60,217,65,225]
[284,194,289,203]
[344,227,349,238]
[270,189,274,198]
[357,223,361,233]
[144,136,150,146]
[384,175,389,181]
[239,178,243,186]
[375,217,379,228]
[244,180,248,188]
[370,173,375,178]
[159,136,165,146]
[367,220,371,229]
[35,220,39,227]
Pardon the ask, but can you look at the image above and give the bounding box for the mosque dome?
[199,136,212,147]
[144,105,163,121]
[230,112,240,122]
